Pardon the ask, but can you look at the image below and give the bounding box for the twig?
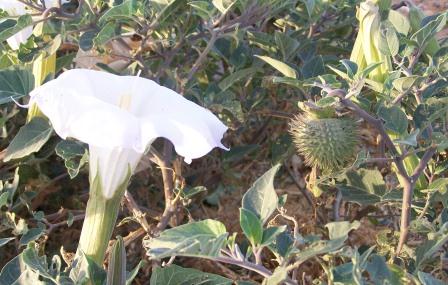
[123,191,152,233]
[123,228,146,247]
[285,164,314,207]
[44,214,85,233]
[278,210,304,247]
[333,189,343,221]
[213,256,272,277]
[182,30,218,92]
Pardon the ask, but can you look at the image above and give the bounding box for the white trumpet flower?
[0,0,69,50]
[30,69,228,199]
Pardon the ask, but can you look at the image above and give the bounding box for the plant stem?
[396,146,436,253]
[77,173,130,265]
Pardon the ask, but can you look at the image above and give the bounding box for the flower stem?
[77,173,130,265]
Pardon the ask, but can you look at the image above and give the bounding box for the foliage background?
[0,0,447,284]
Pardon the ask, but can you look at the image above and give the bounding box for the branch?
[396,145,437,253]
[410,146,437,183]
[123,191,152,233]
[213,256,272,278]
[182,29,218,92]
[44,214,85,233]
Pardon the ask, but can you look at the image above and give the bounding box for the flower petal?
[136,93,229,163]
[30,69,228,162]
[90,146,141,198]
[30,76,142,150]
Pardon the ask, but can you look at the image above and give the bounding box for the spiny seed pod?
[289,115,359,173]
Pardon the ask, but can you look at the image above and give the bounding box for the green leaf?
[328,65,350,80]
[0,68,34,105]
[247,31,276,53]
[325,221,361,240]
[0,237,15,248]
[261,226,286,246]
[237,281,258,285]
[302,55,325,79]
[4,117,53,162]
[294,221,360,264]
[189,1,216,19]
[150,265,232,285]
[377,105,408,135]
[426,178,448,195]
[365,255,392,284]
[21,243,57,282]
[55,53,76,73]
[0,192,9,209]
[415,223,448,271]
[411,12,446,51]
[332,262,355,284]
[336,169,400,205]
[0,255,41,285]
[392,76,421,92]
[154,0,186,26]
[340,59,358,78]
[255,55,296,78]
[301,0,315,18]
[0,15,32,43]
[393,129,419,147]
[316,96,338,108]
[106,236,126,285]
[99,0,138,24]
[418,271,445,285]
[79,30,97,51]
[388,10,410,35]
[263,267,287,285]
[242,164,280,225]
[358,62,383,79]
[55,140,88,178]
[342,168,386,198]
[378,25,399,56]
[19,223,45,245]
[218,67,260,92]
[44,34,62,56]
[95,22,119,46]
[126,261,143,285]
[269,231,295,258]
[274,32,300,60]
[145,219,228,259]
[179,185,207,199]
[212,0,235,14]
[70,252,106,285]
[271,76,303,88]
[240,208,263,246]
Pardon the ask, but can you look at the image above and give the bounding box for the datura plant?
[289,103,359,173]
[29,69,228,264]
[1,0,448,284]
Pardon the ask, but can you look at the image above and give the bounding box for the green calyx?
[77,168,132,265]
[290,114,359,173]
